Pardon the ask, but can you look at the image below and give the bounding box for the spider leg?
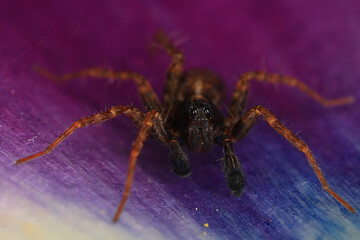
[154,31,184,107]
[113,110,159,222]
[225,74,250,127]
[16,106,167,221]
[226,71,354,127]
[34,65,161,111]
[231,105,355,213]
[15,105,144,165]
[151,114,171,144]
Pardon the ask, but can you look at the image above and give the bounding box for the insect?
[16,31,355,222]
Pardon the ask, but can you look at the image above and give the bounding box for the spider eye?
[191,109,198,115]
[204,108,210,115]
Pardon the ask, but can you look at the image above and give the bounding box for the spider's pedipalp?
[231,105,355,213]
[170,139,190,177]
[221,138,246,197]
[15,105,144,165]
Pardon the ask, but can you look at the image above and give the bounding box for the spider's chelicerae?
[16,31,355,222]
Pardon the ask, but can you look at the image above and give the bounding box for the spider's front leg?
[15,105,165,222]
[15,105,145,165]
[113,110,161,222]
[231,105,355,213]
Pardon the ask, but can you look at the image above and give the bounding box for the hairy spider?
[16,31,355,222]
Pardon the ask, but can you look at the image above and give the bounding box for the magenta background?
[1,0,359,239]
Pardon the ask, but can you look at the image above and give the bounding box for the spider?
[16,31,355,222]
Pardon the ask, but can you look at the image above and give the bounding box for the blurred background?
[0,1,359,239]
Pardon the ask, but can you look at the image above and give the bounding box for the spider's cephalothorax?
[16,31,355,222]
[168,69,225,153]
[182,99,217,152]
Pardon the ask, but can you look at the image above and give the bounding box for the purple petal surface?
[1,1,359,239]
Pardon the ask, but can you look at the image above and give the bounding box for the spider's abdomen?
[176,69,224,106]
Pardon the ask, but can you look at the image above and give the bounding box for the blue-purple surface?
[0,1,359,239]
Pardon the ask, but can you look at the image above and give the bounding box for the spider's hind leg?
[154,31,184,107]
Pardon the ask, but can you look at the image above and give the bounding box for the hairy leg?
[15,105,144,165]
[231,105,355,213]
[154,31,184,107]
[15,107,164,221]
[34,65,161,111]
[113,111,159,222]
[226,71,354,127]
[151,114,171,144]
